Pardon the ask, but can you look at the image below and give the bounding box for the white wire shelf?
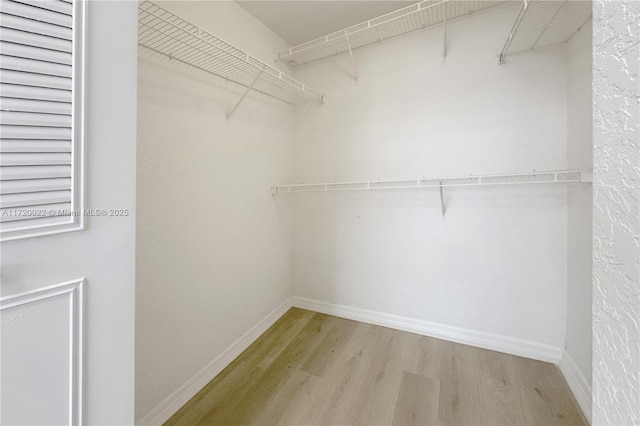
[138,1,324,105]
[276,0,504,66]
[499,0,592,63]
[272,171,592,194]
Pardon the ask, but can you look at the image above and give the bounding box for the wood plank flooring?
[165,308,586,426]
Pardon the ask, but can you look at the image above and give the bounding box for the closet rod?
[271,171,592,194]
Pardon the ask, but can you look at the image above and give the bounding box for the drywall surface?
[136,1,294,421]
[0,1,138,423]
[563,18,593,421]
[291,3,571,350]
[592,0,640,424]
[566,19,593,384]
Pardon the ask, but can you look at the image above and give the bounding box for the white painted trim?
[136,298,293,426]
[291,296,564,363]
[558,351,592,423]
[0,279,85,426]
[72,0,87,234]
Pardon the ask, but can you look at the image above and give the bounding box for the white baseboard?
[291,296,564,363]
[558,351,592,423]
[136,298,293,426]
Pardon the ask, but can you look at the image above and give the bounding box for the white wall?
[135,1,294,421]
[291,3,571,350]
[565,16,593,387]
[593,0,640,424]
[0,1,138,424]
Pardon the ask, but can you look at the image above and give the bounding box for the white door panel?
[0,1,137,424]
[1,281,83,426]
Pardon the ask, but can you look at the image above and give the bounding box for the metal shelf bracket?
[345,32,359,82]
[442,4,448,60]
[439,180,446,216]
[498,0,528,64]
[226,71,263,124]
[498,0,591,64]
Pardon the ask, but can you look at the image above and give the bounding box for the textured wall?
[592,0,640,424]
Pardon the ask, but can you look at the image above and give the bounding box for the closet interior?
[135,0,594,424]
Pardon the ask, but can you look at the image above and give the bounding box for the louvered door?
[0,0,85,241]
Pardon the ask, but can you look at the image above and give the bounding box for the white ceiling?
[236,1,415,45]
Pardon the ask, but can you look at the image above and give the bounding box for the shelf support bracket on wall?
[226,70,263,124]
[345,32,359,82]
[442,3,447,60]
[439,180,446,216]
[498,0,530,64]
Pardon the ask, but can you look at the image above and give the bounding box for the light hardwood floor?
[165,308,586,426]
